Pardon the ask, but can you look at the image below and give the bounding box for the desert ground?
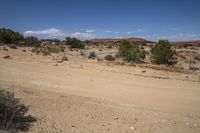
[0,46,200,133]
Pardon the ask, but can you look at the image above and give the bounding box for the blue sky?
[0,0,200,41]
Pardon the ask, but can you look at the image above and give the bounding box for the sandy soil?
[0,46,200,133]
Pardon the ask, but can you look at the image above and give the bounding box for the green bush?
[0,28,24,44]
[151,40,177,65]
[65,37,85,49]
[0,89,36,131]
[118,40,145,63]
[88,51,96,59]
[104,55,115,61]
[24,36,40,46]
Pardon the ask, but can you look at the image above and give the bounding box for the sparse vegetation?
[104,55,115,61]
[31,44,62,56]
[151,40,177,65]
[0,88,36,132]
[88,51,96,59]
[118,40,145,63]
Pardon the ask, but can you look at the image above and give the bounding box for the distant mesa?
[88,37,154,45]
[171,40,200,47]
[88,38,200,47]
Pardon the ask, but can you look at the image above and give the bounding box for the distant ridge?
[88,37,200,46]
[171,40,200,46]
[88,37,153,45]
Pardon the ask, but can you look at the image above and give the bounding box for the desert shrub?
[3,47,8,51]
[45,45,61,54]
[194,55,200,61]
[180,54,186,59]
[40,47,51,56]
[8,44,17,49]
[104,55,115,61]
[24,36,40,47]
[0,28,24,44]
[65,37,85,49]
[97,58,103,61]
[118,40,145,63]
[22,49,26,52]
[107,45,112,49]
[88,51,96,59]
[0,88,36,132]
[80,50,85,56]
[31,45,61,56]
[151,40,177,65]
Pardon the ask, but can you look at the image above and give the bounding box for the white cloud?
[70,32,96,39]
[85,29,95,33]
[24,28,65,37]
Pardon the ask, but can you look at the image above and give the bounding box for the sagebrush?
[151,40,177,65]
[0,88,36,132]
[118,40,145,63]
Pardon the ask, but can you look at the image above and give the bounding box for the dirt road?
[0,47,200,132]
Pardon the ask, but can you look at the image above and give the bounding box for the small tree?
[151,40,177,65]
[65,37,85,49]
[118,40,145,63]
[0,28,24,44]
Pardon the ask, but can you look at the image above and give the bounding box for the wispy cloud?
[105,30,112,33]
[125,29,144,34]
[70,32,96,39]
[24,28,65,37]
[143,33,200,41]
[85,29,95,33]
[103,29,144,35]
[158,33,200,41]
